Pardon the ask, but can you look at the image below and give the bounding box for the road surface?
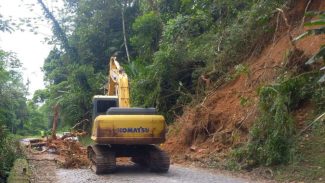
[21,138,261,183]
[56,164,255,183]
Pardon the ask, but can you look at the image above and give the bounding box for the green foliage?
[158,0,181,22]
[295,11,325,82]
[212,0,284,73]
[312,82,325,114]
[41,63,102,128]
[239,96,251,107]
[0,50,46,135]
[39,0,287,125]
[7,158,30,183]
[38,0,140,129]
[78,135,94,147]
[250,86,295,165]
[0,50,28,134]
[0,129,22,182]
[130,40,198,122]
[21,101,48,135]
[0,17,29,181]
[0,24,46,180]
[273,119,325,182]
[163,13,212,43]
[238,72,324,166]
[234,64,250,77]
[129,0,285,121]
[131,12,162,62]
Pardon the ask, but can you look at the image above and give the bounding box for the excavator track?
[131,145,170,173]
[87,145,116,174]
[148,146,170,173]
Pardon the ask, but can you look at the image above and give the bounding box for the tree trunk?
[51,104,59,139]
[121,1,131,63]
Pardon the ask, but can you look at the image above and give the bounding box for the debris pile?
[23,131,90,168]
[49,138,90,168]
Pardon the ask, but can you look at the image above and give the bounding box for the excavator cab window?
[92,97,118,120]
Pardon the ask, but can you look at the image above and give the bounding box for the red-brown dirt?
[51,139,90,168]
[26,138,90,169]
[162,0,325,164]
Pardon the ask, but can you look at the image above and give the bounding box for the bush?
[0,126,22,182]
[236,72,324,166]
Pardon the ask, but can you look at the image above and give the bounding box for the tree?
[0,37,28,182]
[39,0,139,129]
[37,0,78,60]
[131,11,162,63]
[120,0,131,63]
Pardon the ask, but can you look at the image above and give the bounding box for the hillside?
[163,0,325,181]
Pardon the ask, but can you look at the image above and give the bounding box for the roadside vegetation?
[0,17,47,182]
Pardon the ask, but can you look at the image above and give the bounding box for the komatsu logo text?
[116,127,149,133]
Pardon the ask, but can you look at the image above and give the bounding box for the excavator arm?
[107,56,130,107]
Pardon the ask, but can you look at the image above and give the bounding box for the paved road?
[56,164,255,183]
[21,139,258,183]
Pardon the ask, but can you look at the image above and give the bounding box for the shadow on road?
[115,164,148,173]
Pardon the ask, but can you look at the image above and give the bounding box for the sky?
[0,0,54,98]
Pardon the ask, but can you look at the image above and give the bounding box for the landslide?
[163,0,325,165]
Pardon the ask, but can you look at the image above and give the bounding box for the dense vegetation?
[0,49,47,136]
[0,39,26,182]
[35,0,287,127]
[0,17,47,182]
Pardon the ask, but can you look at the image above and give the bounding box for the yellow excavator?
[87,56,170,174]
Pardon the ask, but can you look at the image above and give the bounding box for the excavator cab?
[92,95,118,121]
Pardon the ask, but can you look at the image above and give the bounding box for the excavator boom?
[107,56,130,107]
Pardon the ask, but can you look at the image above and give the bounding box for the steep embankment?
[163,0,325,164]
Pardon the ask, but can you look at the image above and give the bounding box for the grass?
[273,122,325,182]
[7,158,30,183]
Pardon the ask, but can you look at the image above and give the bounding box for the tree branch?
[37,0,78,59]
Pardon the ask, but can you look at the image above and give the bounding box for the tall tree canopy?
[38,0,287,126]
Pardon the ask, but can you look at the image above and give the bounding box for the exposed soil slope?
[163,0,325,164]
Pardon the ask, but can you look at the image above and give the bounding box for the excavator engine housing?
[91,96,166,144]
